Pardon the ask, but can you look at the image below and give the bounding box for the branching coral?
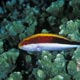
[32,51,69,80]
[6,72,22,80]
[0,39,3,54]
[0,49,19,80]
[59,19,80,40]
[46,0,64,16]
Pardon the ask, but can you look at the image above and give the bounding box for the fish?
[18,33,80,51]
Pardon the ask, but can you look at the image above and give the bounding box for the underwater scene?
[0,0,80,80]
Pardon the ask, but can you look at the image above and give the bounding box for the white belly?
[20,43,79,51]
[37,43,79,51]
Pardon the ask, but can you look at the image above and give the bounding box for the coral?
[25,55,32,63]
[46,0,64,16]
[73,71,80,80]
[72,47,80,71]
[33,68,46,80]
[67,60,77,76]
[54,54,66,72]
[59,73,71,80]
[0,39,4,54]
[6,72,22,80]
[24,5,38,36]
[19,33,27,40]
[59,19,80,40]
[26,18,37,36]
[0,7,4,14]
[41,29,49,33]
[0,49,19,80]
[33,51,54,79]
[69,0,80,18]
[49,75,64,80]
[72,47,80,61]
[6,0,17,12]
[33,51,67,79]
[5,21,25,36]
[47,16,56,26]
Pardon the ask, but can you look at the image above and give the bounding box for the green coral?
[54,54,66,72]
[72,47,80,61]
[40,51,53,61]
[0,49,19,80]
[41,29,49,33]
[73,71,80,80]
[0,39,4,54]
[72,47,80,71]
[69,0,80,18]
[19,33,27,40]
[38,51,53,71]
[25,55,32,63]
[5,21,25,36]
[47,16,56,26]
[33,51,54,79]
[25,14,37,36]
[49,75,64,80]
[33,68,46,80]
[23,5,37,36]
[59,73,71,80]
[6,72,22,80]
[46,1,64,16]
[67,60,77,76]
[33,51,67,79]
[59,19,80,40]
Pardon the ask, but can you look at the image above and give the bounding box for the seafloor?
[0,0,80,80]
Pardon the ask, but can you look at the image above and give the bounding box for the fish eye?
[37,46,41,51]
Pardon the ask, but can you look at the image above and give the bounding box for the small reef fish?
[18,33,80,51]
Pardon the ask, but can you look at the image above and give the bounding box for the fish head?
[19,44,41,51]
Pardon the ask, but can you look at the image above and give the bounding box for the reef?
[0,0,80,80]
